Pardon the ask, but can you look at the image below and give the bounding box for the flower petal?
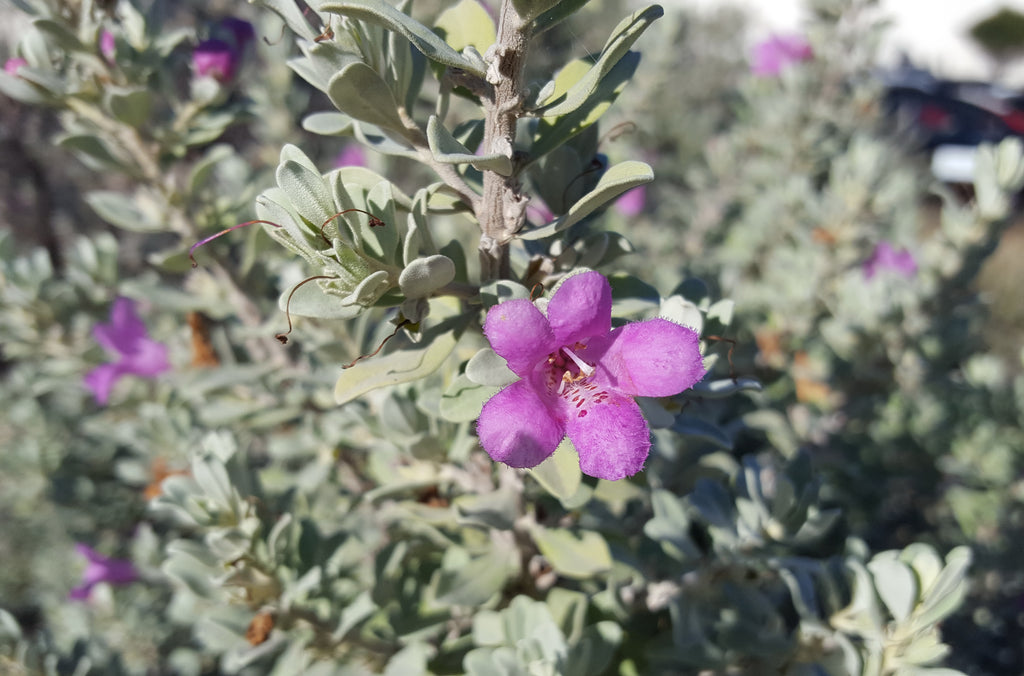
[74,543,103,563]
[484,299,555,377]
[68,583,93,600]
[546,271,612,344]
[566,393,650,480]
[83,363,125,405]
[590,319,705,397]
[477,380,563,468]
[94,298,147,354]
[122,338,171,377]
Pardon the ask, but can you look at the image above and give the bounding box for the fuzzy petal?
[68,583,93,600]
[477,380,563,468]
[566,393,650,480]
[83,363,125,405]
[589,319,705,397]
[546,271,612,344]
[94,298,147,354]
[484,299,555,377]
[122,338,171,377]
[75,543,104,563]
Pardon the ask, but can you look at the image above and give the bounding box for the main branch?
[478,0,530,282]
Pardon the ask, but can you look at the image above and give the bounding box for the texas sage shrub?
[0,0,1005,674]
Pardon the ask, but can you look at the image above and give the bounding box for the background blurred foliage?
[1,0,1022,674]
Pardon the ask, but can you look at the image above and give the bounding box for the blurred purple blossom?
[83,298,170,405]
[69,544,138,600]
[4,58,27,76]
[751,35,813,77]
[193,39,239,83]
[334,144,367,168]
[478,271,705,480]
[192,18,255,83]
[614,185,646,216]
[100,30,115,62]
[527,198,554,224]
[215,17,256,51]
[863,241,917,279]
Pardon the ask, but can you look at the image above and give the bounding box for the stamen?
[560,345,594,378]
[318,208,386,247]
[189,220,283,268]
[276,275,334,344]
[341,319,412,369]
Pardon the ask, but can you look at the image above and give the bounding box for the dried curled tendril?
[189,220,283,268]
[341,319,412,369]
[188,210,392,362]
[276,275,413,370]
[274,275,333,344]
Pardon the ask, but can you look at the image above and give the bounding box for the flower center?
[546,343,595,395]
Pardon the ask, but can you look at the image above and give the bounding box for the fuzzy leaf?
[327,62,407,132]
[277,271,389,320]
[532,527,612,579]
[434,0,496,53]
[399,254,456,298]
[302,111,354,136]
[320,0,487,76]
[276,159,336,229]
[530,52,638,161]
[529,0,591,34]
[251,0,320,40]
[528,438,583,503]
[84,191,162,232]
[868,554,919,623]
[335,298,467,404]
[427,116,512,175]
[439,373,496,422]
[645,489,702,562]
[465,347,517,386]
[564,622,623,676]
[103,86,153,128]
[534,5,661,118]
[913,547,972,630]
[519,161,653,239]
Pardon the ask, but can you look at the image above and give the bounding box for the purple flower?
[99,30,115,62]
[478,271,705,480]
[334,144,367,168]
[69,544,138,600]
[863,241,917,279]
[83,298,170,405]
[192,18,254,83]
[192,39,239,83]
[526,198,554,224]
[4,57,27,76]
[751,35,813,77]
[215,17,256,52]
[615,185,646,217]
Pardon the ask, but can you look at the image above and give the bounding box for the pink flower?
[215,17,256,52]
[614,185,646,217]
[478,271,705,480]
[751,35,813,77]
[192,18,255,83]
[863,241,917,279]
[334,144,367,168]
[526,198,554,224]
[83,298,170,405]
[192,39,238,83]
[69,544,138,600]
[4,57,27,76]
[99,30,115,62]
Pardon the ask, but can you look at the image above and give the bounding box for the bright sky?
[677,0,1024,85]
